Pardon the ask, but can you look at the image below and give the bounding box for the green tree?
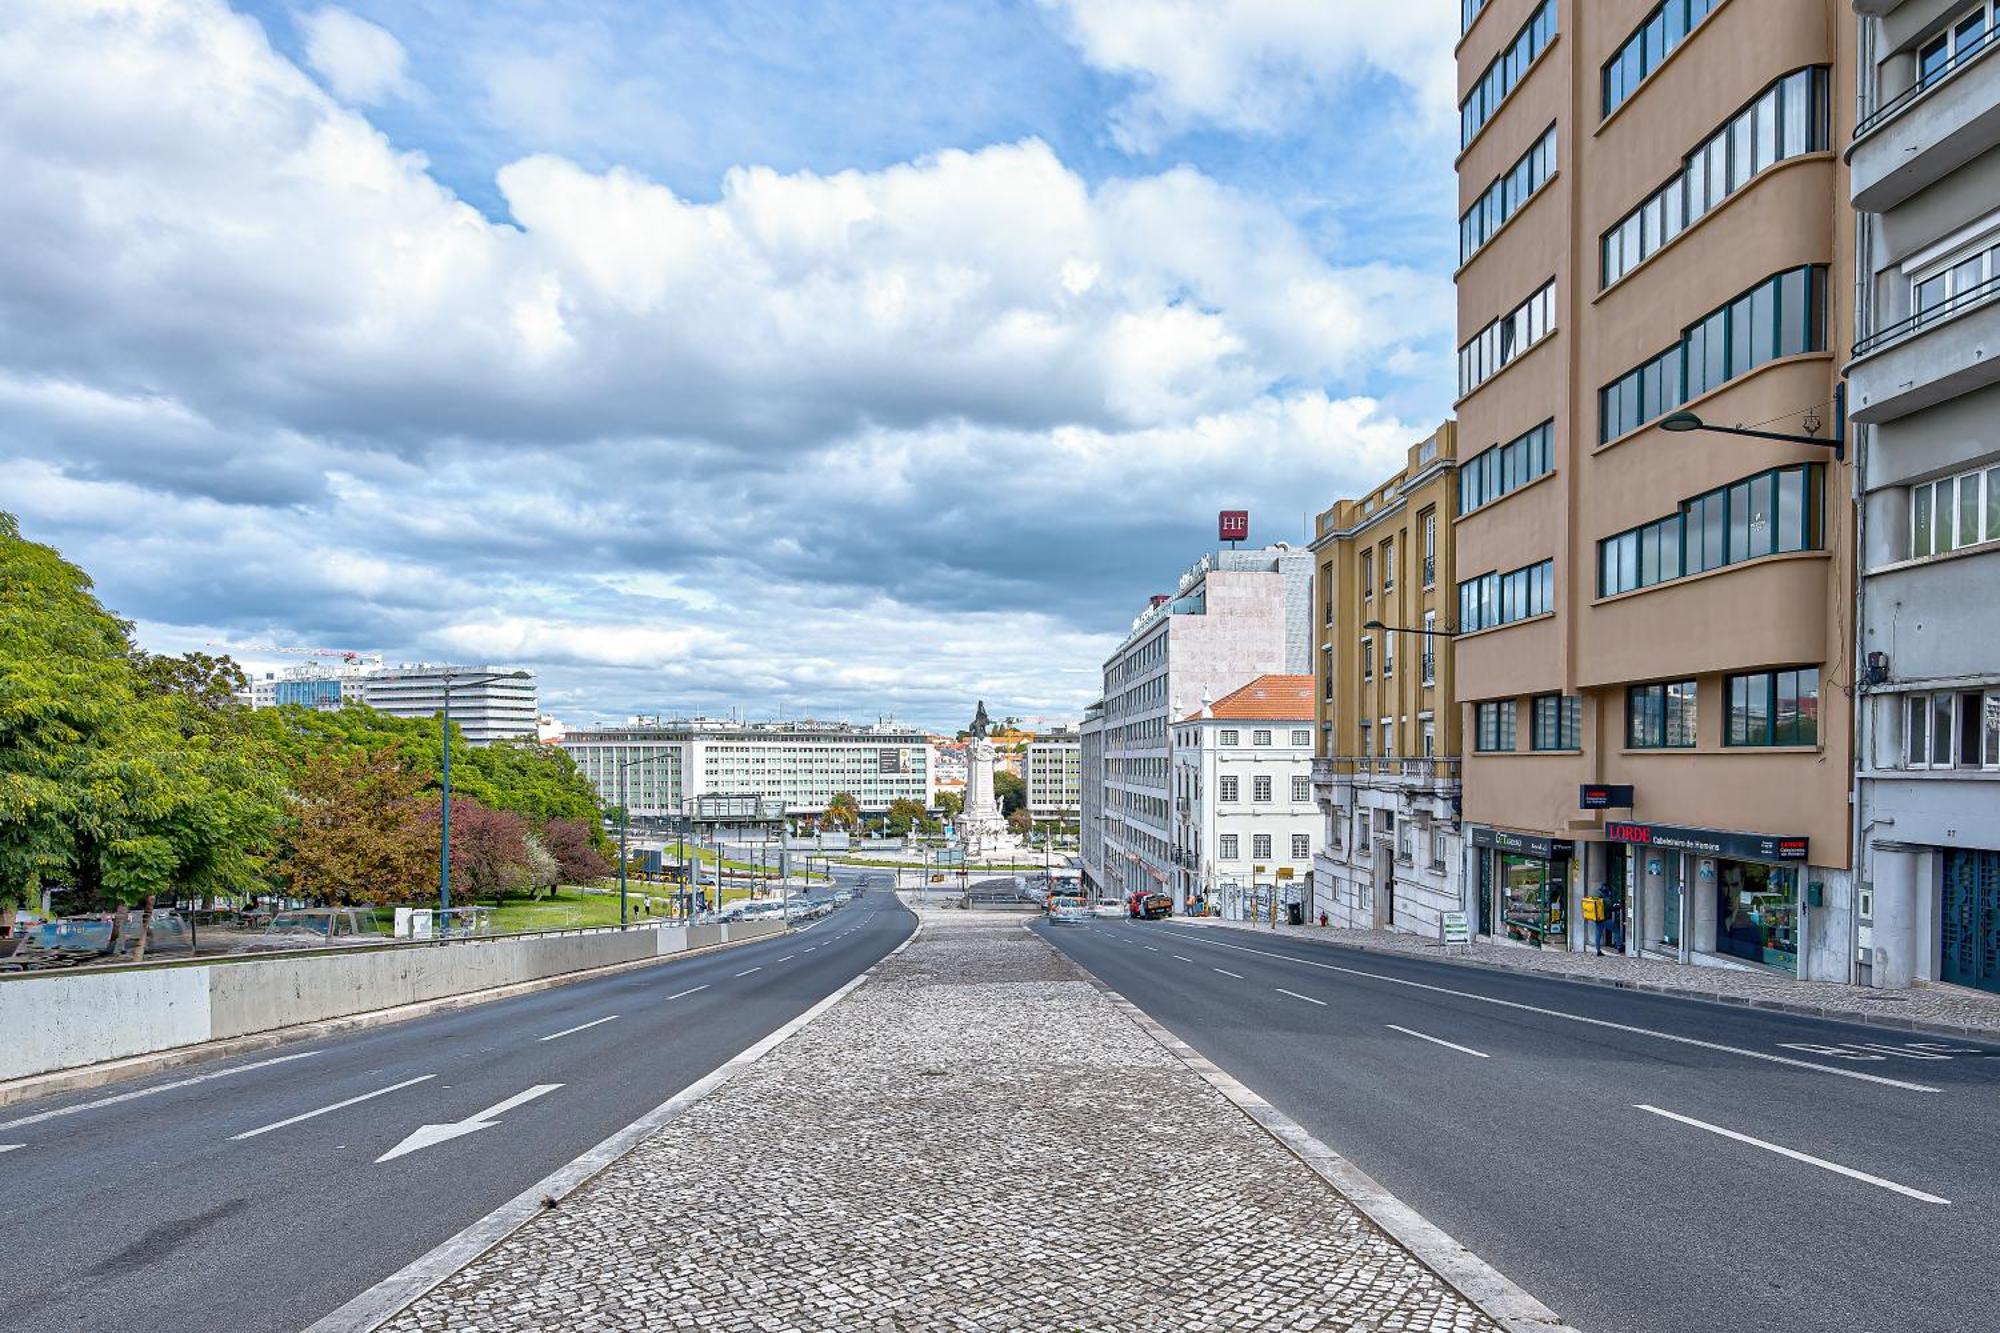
[994,770,1026,816]
[1007,807,1033,836]
[823,792,861,831]
[934,790,964,820]
[278,744,434,906]
[884,798,926,836]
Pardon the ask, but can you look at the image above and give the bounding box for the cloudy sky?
[0,0,1458,731]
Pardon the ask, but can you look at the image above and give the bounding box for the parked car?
[1048,897,1089,925]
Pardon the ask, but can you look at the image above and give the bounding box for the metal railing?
[1312,756,1462,784]
[1855,23,2000,141]
[1854,268,2000,359]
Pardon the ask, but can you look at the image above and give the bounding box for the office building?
[1082,541,1314,905]
[361,665,540,746]
[1847,0,2000,991]
[560,717,936,819]
[1310,424,1466,936]
[1172,676,1319,920]
[1453,0,1855,977]
[1024,729,1083,821]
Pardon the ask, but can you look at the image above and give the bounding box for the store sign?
[1218,510,1250,543]
[1578,784,1634,810]
[1440,911,1470,945]
[1471,826,1574,860]
[1604,821,1808,863]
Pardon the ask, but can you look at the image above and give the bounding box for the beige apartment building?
[1454,0,1857,979]
[1309,424,1466,936]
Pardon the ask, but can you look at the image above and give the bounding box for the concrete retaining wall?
[0,919,786,1082]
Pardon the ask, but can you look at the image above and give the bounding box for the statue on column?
[958,700,1007,858]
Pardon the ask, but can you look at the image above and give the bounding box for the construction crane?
[204,640,383,665]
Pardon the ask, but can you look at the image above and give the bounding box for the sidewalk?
[382,912,1509,1332]
[1176,917,2000,1038]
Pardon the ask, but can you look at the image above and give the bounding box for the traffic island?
[377,913,1520,1332]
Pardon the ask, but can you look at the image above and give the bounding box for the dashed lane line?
[0,1051,325,1131]
[232,1075,437,1141]
[1387,1024,1490,1059]
[665,985,709,1000]
[1212,968,1244,979]
[538,1015,620,1043]
[734,968,763,978]
[1275,988,1327,1007]
[1637,1104,1949,1204]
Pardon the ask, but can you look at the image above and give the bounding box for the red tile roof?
[1200,674,1314,722]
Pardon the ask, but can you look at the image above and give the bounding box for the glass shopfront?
[1473,828,1573,949]
[1715,859,1798,973]
[1661,854,1683,951]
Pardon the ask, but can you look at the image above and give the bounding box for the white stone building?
[360,665,539,746]
[1024,730,1082,822]
[1171,677,1319,920]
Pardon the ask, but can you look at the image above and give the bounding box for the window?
[1462,125,1558,264]
[1421,612,1437,684]
[1460,280,1557,397]
[1599,266,1826,443]
[1362,638,1374,680]
[1600,464,1822,596]
[1476,701,1517,752]
[1627,681,1698,748]
[1382,539,1395,590]
[1382,719,1395,755]
[1292,833,1311,859]
[1458,559,1554,632]
[1431,826,1448,870]
[1603,0,1721,116]
[1917,2,1996,91]
[1462,0,1489,36]
[1361,550,1374,598]
[1290,729,1311,747]
[1905,691,2000,769]
[1252,729,1273,746]
[1459,420,1555,515]
[1910,464,2000,560]
[1420,508,1437,586]
[1253,775,1273,803]
[1292,775,1310,803]
[1219,776,1239,802]
[1462,0,1558,148]
[1218,729,1238,745]
[1726,668,1820,747]
[1253,834,1273,860]
[1531,695,1581,750]
[1219,834,1239,860]
[1384,631,1396,677]
[1603,68,1829,286]
[1421,717,1436,757]
[1358,721,1372,755]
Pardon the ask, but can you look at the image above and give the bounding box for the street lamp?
[1363,618,1459,637]
[616,752,675,928]
[1659,383,1845,460]
[437,670,530,938]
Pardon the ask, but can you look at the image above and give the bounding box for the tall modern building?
[361,666,540,746]
[1023,729,1083,822]
[561,718,935,819]
[1847,0,2000,992]
[1453,0,1856,978]
[1083,542,1313,904]
[1311,424,1465,936]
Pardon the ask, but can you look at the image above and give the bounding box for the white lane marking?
[375,1084,563,1163]
[777,954,795,962]
[1144,946,1159,952]
[0,1051,325,1131]
[804,946,818,952]
[231,1075,436,1140]
[666,985,709,1000]
[1636,1104,1949,1204]
[0,1145,21,1154]
[538,1015,620,1043]
[1172,955,1194,962]
[1212,968,1244,979]
[734,967,762,977]
[1167,931,1942,1094]
[1275,988,1327,1007]
[1388,1024,1490,1059]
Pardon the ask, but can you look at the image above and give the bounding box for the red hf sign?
[1218,510,1249,542]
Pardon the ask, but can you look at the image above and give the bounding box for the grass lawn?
[368,884,775,935]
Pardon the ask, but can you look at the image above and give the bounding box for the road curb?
[1175,919,2000,1042]
[302,910,923,1333]
[1029,923,1582,1333]
[0,929,790,1112]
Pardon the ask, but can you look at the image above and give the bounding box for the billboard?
[1218,510,1250,543]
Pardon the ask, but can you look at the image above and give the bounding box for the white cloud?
[1040,0,1456,151]
[299,6,416,105]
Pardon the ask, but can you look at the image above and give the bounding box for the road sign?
[1276,867,1295,880]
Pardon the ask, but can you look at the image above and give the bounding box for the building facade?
[1024,730,1083,821]
[360,666,540,746]
[1453,0,1856,979]
[561,718,936,819]
[1079,705,1107,894]
[1172,676,1318,921]
[1310,424,1466,937]
[1847,0,2000,991]
[1091,543,1314,907]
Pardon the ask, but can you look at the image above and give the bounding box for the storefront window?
[1714,861,1797,972]
[1662,855,1683,951]
[1500,853,1566,946]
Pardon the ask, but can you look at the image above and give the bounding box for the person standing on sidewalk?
[1583,882,1609,956]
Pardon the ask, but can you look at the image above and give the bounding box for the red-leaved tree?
[541,817,612,883]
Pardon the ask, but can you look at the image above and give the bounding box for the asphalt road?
[0,894,913,1333]
[1034,916,2000,1333]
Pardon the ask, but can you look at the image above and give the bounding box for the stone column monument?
[957,700,1008,858]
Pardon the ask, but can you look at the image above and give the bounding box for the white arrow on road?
[374,1084,562,1164]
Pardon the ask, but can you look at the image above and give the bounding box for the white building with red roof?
[1170,674,1319,919]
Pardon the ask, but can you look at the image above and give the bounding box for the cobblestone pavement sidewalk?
[384,912,1505,1332]
[1176,916,2000,1037]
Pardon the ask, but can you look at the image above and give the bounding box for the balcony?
[1311,756,1462,802]
[1849,24,2000,213]
[1848,272,2000,424]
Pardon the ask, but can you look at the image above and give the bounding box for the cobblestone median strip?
[377,912,1524,1332]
